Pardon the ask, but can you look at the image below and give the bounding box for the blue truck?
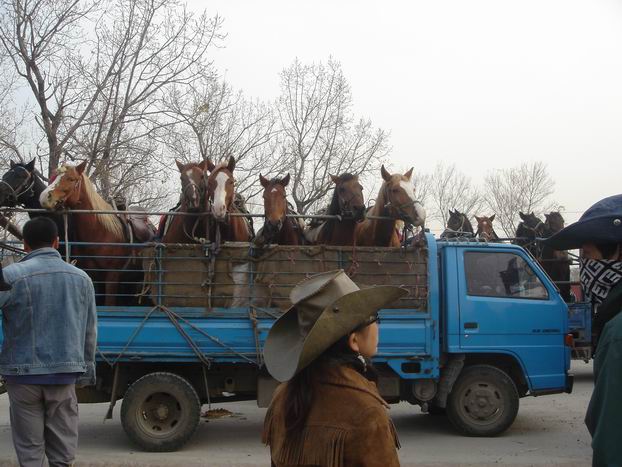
[0,233,573,452]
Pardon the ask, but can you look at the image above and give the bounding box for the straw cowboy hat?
[263,270,407,382]
[544,194,622,250]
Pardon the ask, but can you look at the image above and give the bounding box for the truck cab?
[412,240,573,436]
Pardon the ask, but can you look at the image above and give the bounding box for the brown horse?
[39,161,136,305]
[254,173,304,246]
[305,173,366,246]
[205,156,253,242]
[161,160,210,243]
[542,212,572,302]
[475,215,500,241]
[354,166,426,247]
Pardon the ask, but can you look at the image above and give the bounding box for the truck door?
[457,248,568,391]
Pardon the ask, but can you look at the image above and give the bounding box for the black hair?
[282,332,377,437]
[23,217,58,250]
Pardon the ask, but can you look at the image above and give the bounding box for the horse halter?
[383,184,421,225]
[0,165,35,206]
[181,174,203,209]
[48,169,82,209]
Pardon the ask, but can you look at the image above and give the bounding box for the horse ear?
[519,211,526,221]
[75,160,88,175]
[475,216,482,222]
[489,214,496,222]
[281,173,291,187]
[9,160,15,168]
[26,159,36,171]
[544,213,550,220]
[259,174,269,188]
[175,159,184,172]
[381,165,391,182]
[227,155,236,173]
[330,174,340,184]
[404,167,414,180]
[205,159,215,172]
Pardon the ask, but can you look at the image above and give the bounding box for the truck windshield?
[464,251,549,300]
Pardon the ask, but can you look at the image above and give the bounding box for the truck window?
[464,252,549,300]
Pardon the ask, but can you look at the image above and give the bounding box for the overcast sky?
[188,0,622,229]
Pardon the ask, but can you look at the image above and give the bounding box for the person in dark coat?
[262,270,407,467]
[544,194,622,467]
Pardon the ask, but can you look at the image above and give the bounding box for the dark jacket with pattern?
[585,280,622,467]
[263,364,400,467]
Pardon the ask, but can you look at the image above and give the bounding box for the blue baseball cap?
[544,194,622,250]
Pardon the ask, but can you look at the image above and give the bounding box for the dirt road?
[0,362,593,466]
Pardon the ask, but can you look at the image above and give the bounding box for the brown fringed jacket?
[262,365,400,467]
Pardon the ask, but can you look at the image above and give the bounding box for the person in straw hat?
[544,194,622,467]
[262,269,407,467]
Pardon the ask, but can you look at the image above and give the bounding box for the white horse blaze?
[212,172,229,218]
[399,180,427,225]
[39,170,65,208]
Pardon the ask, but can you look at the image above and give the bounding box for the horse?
[542,212,572,302]
[205,156,253,242]
[354,166,426,247]
[0,160,69,250]
[39,161,154,306]
[515,211,545,257]
[475,215,500,241]
[254,173,304,247]
[304,173,366,246]
[441,209,474,239]
[160,160,210,243]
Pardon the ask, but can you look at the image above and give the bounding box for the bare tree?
[0,0,115,175]
[0,0,224,210]
[484,161,555,237]
[73,0,223,199]
[428,163,483,227]
[276,58,389,214]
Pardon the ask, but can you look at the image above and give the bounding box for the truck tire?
[121,372,201,452]
[446,365,519,437]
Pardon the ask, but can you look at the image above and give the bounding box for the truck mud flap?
[435,354,465,408]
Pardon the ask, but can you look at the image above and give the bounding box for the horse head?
[206,155,236,222]
[447,209,473,234]
[260,173,290,239]
[379,165,426,227]
[40,161,88,210]
[0,159,37,207]
[329,173,366,222]
[544,211,565,235]
[518,211,545,238]
[176,159,209,212]
[475,214,498,241]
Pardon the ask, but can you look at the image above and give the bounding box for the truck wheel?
[121,372,201,452]
[446,365,519,437]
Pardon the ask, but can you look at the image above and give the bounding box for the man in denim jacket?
[0,216,97,467]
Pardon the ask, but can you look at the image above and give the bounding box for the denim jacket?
[0,248,97,385]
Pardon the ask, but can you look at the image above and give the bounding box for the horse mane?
[80,173,125,239]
